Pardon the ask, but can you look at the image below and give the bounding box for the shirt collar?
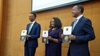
[30,21,35,24]
[76,14,83,20]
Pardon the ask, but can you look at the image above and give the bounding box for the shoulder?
[82,16,91,22]
[82,16,92,25]
[58,28,63,31]
[57,28,63,32]
[57,28,63,34]
[35,22,40,26]
[26,23,30,26]
[48,28,52,31]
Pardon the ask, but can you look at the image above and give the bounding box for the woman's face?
[50,19,55,28]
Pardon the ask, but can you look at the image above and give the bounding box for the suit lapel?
[29,22,36,34]
[71,22,74,27]
[72,16,84,33]
[27,23,31,33]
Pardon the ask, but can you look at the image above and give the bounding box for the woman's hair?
[49,17,62,28]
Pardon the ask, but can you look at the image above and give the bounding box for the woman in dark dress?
[45,17,63,56]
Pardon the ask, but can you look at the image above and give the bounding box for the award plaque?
[20,30,27,42]
[63,26,72,43]
[42,37,49,44]
[42,30,49,44]
[62,35,71,43]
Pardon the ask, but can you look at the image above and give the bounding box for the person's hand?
[26,35,31,39]
[69,35,76,40]
[47,36,52,40]
[61,34,64,38]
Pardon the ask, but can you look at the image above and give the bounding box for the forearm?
[51,38,62,43]
[75,34,95,43]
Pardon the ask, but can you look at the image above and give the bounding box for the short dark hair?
[49,17,62,28]
[76,5,84,14]
[30,12,36,18]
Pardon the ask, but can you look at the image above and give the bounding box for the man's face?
[72,6,80,18]
[29,14,35,22]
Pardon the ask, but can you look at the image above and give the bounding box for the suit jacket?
[68,16,95,56]
[25,22,41,48]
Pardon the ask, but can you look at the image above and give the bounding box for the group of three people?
[24,5,95,56]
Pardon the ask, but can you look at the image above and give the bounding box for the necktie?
[28,23,33,34]
[72,19,77,30]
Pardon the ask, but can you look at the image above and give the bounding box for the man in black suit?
[24,12,41,56]
[67,5,95,56]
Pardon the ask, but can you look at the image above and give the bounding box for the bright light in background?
[32,0,88,12]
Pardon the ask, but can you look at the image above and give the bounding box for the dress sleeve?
[58,29,63,43]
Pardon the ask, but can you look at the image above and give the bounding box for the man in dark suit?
[68,5,95,56]
[24,12,41,56]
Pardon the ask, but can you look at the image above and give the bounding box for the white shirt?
[28,21,35,34]
[73,15,83,30]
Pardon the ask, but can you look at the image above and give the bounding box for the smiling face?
[50,19,55,28]
[72,5,81,18]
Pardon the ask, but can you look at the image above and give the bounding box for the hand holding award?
[42,30,49,44]
[62,26,72,43]
[20,30,27,42]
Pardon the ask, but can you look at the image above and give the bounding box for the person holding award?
[24,12,41,56]
[45,17,63,56]
[62,5,95,56]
